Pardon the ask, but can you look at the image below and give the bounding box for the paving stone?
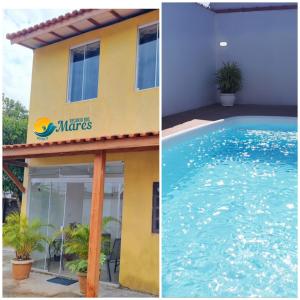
[3,248,153,298]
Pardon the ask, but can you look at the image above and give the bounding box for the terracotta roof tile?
[6,9,94,40]
[3,131,159,150]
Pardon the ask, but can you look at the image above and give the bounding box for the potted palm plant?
[3,213,47,280]
[216,62,242,106]
[64,224,106,295]
[64,217,119,295]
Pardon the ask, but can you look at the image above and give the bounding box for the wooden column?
[86,151,106,297]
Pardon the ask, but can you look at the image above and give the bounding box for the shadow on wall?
[162,2,297,117]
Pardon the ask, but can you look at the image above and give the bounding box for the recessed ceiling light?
[220,41,228,47]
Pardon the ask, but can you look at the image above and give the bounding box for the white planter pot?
[220,93,236,106]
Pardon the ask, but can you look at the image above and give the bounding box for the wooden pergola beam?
[86,152,106,297]
[3,135,159,160]
[3,164,26,193]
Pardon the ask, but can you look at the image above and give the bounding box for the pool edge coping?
[162,119,225,141]
[162,115,297,141]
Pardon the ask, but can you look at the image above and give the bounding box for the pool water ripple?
[162,122,297,297]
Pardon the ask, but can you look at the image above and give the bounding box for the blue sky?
[3,9,70,108]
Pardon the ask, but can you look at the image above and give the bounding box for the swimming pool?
[162,116,297,297]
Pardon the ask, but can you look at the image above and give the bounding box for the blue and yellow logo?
[34,117,56,138]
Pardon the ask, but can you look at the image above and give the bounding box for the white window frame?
[135,21,159,91]
[66,39,100,103]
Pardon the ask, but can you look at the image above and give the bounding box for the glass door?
[28,182,51,270]
[101,177,123,283]
[59,178,93,277]
[47,182,66,274]
[28,163,124,280]
[61,177,124,282]
[103,178,124,240]
[28,180,66,273]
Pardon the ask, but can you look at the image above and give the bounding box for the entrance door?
[28,164,124,282]
[47,182,67,274]
[29,178,91,275]
[28,182,51,270]
[64,177,124,282]
[29,180,67,273]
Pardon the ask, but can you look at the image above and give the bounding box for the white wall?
[162,3,217,116]
[215,9,297,105]
[162,3,297,116]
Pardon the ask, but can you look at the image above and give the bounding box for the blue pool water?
[162,117,297,297]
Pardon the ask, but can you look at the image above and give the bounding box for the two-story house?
[4,9,159,297]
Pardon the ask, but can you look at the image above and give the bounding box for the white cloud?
[2,9,70,108]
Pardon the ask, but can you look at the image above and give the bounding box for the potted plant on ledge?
[3,213,47,280]
[216,62,242,106]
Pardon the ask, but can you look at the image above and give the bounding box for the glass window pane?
[137,24,159,90]
[69,46,84,102]
[28,182,50,270]
[29,167,59,178]
[60,165,93,177]
[49,182,66,236]
[82,183,92,225]
[83,42,100,100]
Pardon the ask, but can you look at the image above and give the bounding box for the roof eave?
[6,9,157,49]
[6,9,106,45]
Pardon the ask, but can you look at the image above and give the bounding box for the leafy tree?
[2,93,28,197]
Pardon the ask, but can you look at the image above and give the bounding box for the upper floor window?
[137,23,159,90]
[68,41,100,102]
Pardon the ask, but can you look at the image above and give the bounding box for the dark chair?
[106,238,121,282]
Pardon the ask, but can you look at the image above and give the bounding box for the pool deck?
[162,104,297,137]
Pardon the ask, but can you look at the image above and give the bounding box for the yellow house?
[4,9,159,296]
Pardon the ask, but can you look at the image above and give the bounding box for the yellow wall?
[22,150,159,295]
[22,10,159,295]
[27,10,159,144]
[119,151,159,295]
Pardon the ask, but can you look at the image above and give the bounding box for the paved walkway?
[162,104,297,137]
[3,248,153,298]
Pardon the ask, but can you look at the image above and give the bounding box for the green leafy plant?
[64,217,119,274]
[216,62,242,93]
[50,238,62,260]
[64,224,105,273]
[3,213,47,260]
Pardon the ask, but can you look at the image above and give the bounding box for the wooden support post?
[86,151,106,297]
[3,164,26,193]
